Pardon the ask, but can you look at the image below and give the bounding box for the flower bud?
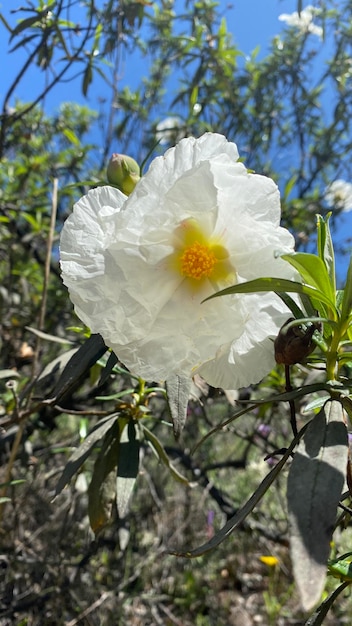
[107,153,140,195]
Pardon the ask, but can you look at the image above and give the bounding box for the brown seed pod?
[274,317,320,365]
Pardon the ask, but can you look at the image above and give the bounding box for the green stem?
[326,325,343,382]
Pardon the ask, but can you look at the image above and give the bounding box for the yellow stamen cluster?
[180,241,217,280]
[169,218,236,289]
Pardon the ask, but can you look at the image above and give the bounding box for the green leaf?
[203,277,338,318]
[283,174,298,200]
[302,396,331,414]
[316,214,336,295]
[63,128,80,146]
[281,253,335,307]
[328,552,352,582]
[98,351,119,387]
[304,581,350,626]
[165,375,191,439]
[82,61,93,97]
[340,255,352,330]
[45,334,107,404]
[116,420,140,518]
[54,414,119,496]
[287,400,348,611]
[88,421,120,534]
[276,291,306,319]
[142,425,190,485]
[36,347,79,386]
[10,13,46,39]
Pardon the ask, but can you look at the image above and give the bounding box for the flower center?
[180,241,217,280]
[169,218,236,289]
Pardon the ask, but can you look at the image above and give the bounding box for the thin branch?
[30,177,59,382]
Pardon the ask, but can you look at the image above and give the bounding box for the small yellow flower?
[260,555,279,567]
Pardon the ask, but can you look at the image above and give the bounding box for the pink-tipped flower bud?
[107,153,140,195]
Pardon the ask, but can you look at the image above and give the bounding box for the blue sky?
[0,0,300,113]
[1,0,351,281]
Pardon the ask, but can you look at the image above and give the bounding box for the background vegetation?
[1,1,352,623]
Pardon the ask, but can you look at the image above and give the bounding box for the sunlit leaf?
[283,174,298,200]
[287,400,348,611]
[165,375,191,439]
[203,277,338,318]
[302,396,330,414]
[281,253,335,307]
[316,214,336,296]
[328,552,352,582]
[63,128,80,146]
[116,420,140,518]
[36,347,79,384]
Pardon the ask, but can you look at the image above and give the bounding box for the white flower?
[325,179,352,212]
[155,116,185,145]
[60,133,296,389]
[279,6,323,38]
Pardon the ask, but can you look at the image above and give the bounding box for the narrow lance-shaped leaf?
[287,399,348,611]
[54,413,120,497]
[340,255,352,330]
[88,421,120,534]
[165,375,191,439]
[304,582,350,626]
[10,12,49,39]
[281,252,335,307]
[98,351,119,387]
[316,214,336,296]
[45,334,107,403]
[202,277,338,319]
[171,425,308,558]
[116,420,140,518]
[35,347,79,388]
[142,425,190,484]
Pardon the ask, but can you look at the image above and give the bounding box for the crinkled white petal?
[60,133,296,388]
[197,293,288,389]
